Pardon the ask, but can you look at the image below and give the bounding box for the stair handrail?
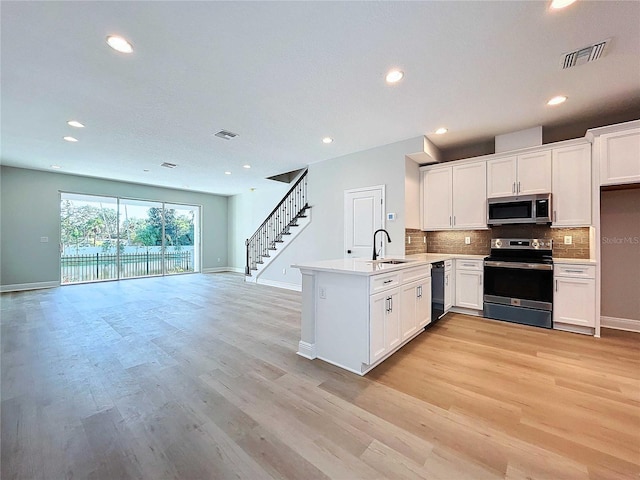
[245,169,308,275]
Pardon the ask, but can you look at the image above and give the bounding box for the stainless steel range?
[483,238,553,328]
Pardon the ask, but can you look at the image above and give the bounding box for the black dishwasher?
[431,261,445,323]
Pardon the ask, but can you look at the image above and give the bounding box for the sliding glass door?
[118,198,164,279]
[163,203,200,275]
[60,193,201,284]
[60,194,120,283]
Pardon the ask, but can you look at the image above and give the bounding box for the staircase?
[245,170,310,280]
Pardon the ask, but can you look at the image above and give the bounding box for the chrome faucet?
[372,229,392,261]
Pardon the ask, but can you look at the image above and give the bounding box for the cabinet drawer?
[444,259,453,270]
[455,259,483,271]
[401,265,431,283]
[370,272,401,294]
[555,264,595,279]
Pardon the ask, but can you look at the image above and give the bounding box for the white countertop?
[553,257,597,264]
[292,257,432,275]
[293,253,596,275]
[292,253,486,276]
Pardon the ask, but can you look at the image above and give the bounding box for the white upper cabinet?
[552,144,592,227]
[487,151,551,198]
[486,156,517,197]
[452,162,487,229]
[517,151,552,195]
[422,161,486,231]
[422,167,452,230]
[599,127,640,186]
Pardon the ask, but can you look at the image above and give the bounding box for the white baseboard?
[0,281,60,293]
[601,316,640,333]
[297,341,316,359]
[257,278,302,292]
[201,267,244,274]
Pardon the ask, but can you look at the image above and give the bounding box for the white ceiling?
[2,1,639,196]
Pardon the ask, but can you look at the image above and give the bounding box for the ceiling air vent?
[214,130,238,140]
[561,39,610,69]
[161,162,177,168]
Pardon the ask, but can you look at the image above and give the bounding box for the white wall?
[405,157,421,229]
[227,180,295,272]
[0,166,228,287]
[228,136,424,288]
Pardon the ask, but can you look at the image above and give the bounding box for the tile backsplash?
[405,229,428,255]
[406,226,591,259]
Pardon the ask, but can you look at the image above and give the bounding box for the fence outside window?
[61,251,193,284]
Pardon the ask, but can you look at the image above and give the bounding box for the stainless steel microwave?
[487,194,552,225]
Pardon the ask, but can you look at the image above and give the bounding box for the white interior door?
[344,186,384,259]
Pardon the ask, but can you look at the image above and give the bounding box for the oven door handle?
[484,261,553,271]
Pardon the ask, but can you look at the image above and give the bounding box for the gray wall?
[0,166,228,287]
[600,188,640,322]
[228,136,423,287]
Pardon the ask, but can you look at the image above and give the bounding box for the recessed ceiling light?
[243,165,251,169]
[385,69,404,84]
[224,171,232,175]
[550,0,577,10]
[67,120,85,128]
[51,165,61,169]
[63,136,78,142]
[547,95,567,106]
[322,137,333,144]
[106,35,133,54]
[435,127,448,135]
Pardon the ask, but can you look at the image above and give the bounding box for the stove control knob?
[532,240,539,248]
[495,239,502,248]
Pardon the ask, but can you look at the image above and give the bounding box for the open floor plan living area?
[2,1,639,479]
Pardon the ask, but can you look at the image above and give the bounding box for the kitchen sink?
[379,259,411,264]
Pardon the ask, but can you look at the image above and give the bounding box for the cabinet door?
[416,277,432,329]
[487,156,517,198]
[400,281,419,341]
[453,162,487,229]
[369,290,400,364]
[599,128,640,186]
[455,270,482,310]
[444,271,453,312]
[554,277,595,327]
[423,168,453,230]
[552,144,592,227]
[386,290,401,351]
[369,292,388,363]
[518,151,552,195]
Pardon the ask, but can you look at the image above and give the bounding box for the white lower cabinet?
[454,260,483,310]
[369,289,400,363]
[553,263,596,335]
[369,266,431,365]
[400,277,432,341]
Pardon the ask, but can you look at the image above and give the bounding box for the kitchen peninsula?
[293,254,484,375]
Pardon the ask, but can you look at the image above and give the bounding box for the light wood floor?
[1,273,638,479]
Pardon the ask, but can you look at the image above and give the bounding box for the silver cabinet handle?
[478,275,482,286]
[512,182,515,193]
[453,216,456,225]
[555,280,558,292]
[445,274,449,286]
[518,181,521,193]
[449,216,452,226]
[565,269,585,273]
[383,279,393,284]
[389,297,393,313]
